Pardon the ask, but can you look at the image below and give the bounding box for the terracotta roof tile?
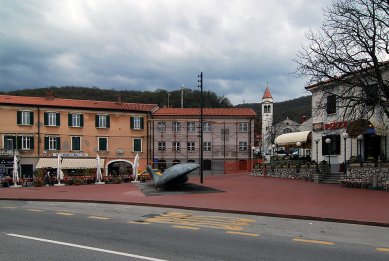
[153,108,257,117]
[0,95,159,112]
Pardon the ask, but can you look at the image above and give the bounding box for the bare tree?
[295,0,389,120]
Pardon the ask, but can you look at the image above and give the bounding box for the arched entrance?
[105,159,134,176]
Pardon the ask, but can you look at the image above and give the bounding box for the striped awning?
[275,131,312,146]
[36,158,104,169]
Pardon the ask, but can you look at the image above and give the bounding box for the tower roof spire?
[262,86,273,99]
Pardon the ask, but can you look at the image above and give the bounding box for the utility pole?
[181,84,184,108]
[198,72,204,183]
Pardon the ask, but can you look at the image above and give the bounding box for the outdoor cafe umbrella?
[95,154,105,184]
[55,154,64,186]
[11,154,21,188]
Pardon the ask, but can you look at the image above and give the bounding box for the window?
[326,94,336,114]
[173,142,180,151]
[44,112,60,126]
[172,122,181,132]
[98,137,108,151]
[158,141,166,151]
[203,122,211,132]
[44,137,61,150]
[322,134,340,155]
[4,136,16,150]
[239,141,248,151]
[133,138,142,152]
[17,111,34,125]
[187,142,195,151]
[221,129,230,141]
[283,128,292,133]
[267,105,271,113]
[131,117,144,130]
[71,136,81,151]
[157,122,166,132]
[365,83,379,106]
[95,115,110,128]
[203,142,212,151]
[68,113,83,127]
[187,122,196,132]
[239,122,248,132]
[20,136,34,150]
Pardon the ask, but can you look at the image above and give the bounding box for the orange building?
[0,94,158,179]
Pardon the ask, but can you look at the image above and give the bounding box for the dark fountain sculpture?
[146,163,200,189]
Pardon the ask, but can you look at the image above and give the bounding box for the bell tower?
[261,86,273,154]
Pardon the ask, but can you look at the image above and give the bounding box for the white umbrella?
[12,154,21,188]
[95,154,105,184]
[133,153,140,181]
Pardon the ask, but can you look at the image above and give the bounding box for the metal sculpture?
[146,163,200,188]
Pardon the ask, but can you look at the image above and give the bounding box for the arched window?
[267,105,271,113]
[172,159,181,165]
[283,128,292,133]
[264,106,267,113]
[203,160,212,170]
[158,160,167,171]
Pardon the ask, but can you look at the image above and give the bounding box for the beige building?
[0,94,158,179]
[150,108,257,174]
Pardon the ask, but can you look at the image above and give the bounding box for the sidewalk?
[1,173,389,227]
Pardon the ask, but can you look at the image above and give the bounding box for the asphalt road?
[1,201,388,261]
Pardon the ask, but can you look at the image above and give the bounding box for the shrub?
[34,179,44,187]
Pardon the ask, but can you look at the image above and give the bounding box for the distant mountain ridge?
[1,86,312,124]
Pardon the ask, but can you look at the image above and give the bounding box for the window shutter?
[17,111,21,124]
[44,112,48,125]
[56,113,60,126]
[30,111,34,125]
[30,137,34,149]
[44,137,49,150]
[134,139,142,152]
[140,117,144,129]
[106,115,110,128]
[17,136,22,149]
[56,137,61,150]
[95,115,99,127]
[130,117,134,129]
[80,114,84,127]
[68,114,72,126]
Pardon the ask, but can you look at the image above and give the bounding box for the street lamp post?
[251,146,256,174]
[296,141,301,173]
[357,134,363,167]
[342,133,349,175]
[314,138,320,173]
[198,72,204,183]
[325,138,331,173]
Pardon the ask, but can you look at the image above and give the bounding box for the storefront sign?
[324,121,347,130]
[313,122,324,132]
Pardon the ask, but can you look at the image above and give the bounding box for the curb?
[2,197,389,228]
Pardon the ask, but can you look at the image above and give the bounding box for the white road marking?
[6,233,169,261]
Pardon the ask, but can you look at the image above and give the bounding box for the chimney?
[117,95,122,104]
[301,115,306,123]
[45,90,55,100]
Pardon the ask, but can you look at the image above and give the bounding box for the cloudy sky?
[0,0,331,105]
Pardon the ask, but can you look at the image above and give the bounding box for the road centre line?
[293,238,334,246]
[6,233,169,261]
[128,221,150,225]
[376,248,389,252]
[56,212,75,216]
[88,216,110,220]
[27,209,44,212]
[226,231,259,237]
[1,206,16,209]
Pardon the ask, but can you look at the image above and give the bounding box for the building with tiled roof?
[150,107,257,174]
[0,94,158,181]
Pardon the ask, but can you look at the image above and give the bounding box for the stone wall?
[347,165,389,189]
[252,163,316,182]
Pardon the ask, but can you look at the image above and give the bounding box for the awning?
[347,118,388,138]
[275,131,312,146]
[36,158,104,169]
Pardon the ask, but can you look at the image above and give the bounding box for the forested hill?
[1,86,311,123]
[236,95,312,124]
[1,86,233,108]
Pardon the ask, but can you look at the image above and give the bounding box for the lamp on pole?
[325,138,331,173]
[357,134,363,167]
[314,138,320,173]
[296,141,301,173]
[197,72,204,183]
[342,133,349,175]
[271,144,276,157]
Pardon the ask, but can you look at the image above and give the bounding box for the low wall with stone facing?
[252,164,316,182]
[347,165,389,189]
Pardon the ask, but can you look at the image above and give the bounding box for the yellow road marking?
[1,206,16,209]
[172,226,200,230]
[128,221,150,225]
[56,212,74,216]
[88,216,110,220]
[376,248,389,252]
[226,231,259,237]
[27,209,44,212]
[293,238,334,246]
